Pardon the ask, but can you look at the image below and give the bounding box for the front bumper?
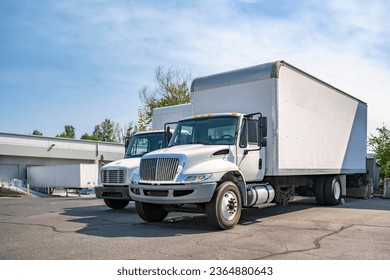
[129,182,217,204]
[95,186,131,200]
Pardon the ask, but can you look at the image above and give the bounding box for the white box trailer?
[27,164,98,189]
[151,103,192,129]
[130,61,368,229]
[191,61,367,176]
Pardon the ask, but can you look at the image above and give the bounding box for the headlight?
[130,170,141,183]
[182,173,212,183]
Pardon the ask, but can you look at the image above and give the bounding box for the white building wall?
[0,132,124,184]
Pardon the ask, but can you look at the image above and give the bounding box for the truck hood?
[143,144,230,166]
[101,157,141,170]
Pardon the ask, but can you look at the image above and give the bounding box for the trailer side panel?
[277,65,367,175]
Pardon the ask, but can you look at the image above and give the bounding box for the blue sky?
[1,0,389,138]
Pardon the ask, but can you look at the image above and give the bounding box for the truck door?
[236,118,265,182]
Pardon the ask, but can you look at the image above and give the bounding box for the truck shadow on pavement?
[61,203,216,237]
[60,198,322,238]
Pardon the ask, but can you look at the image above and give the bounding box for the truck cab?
[129,112,270,229]
[95,130,167,209]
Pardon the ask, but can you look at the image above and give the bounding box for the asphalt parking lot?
[0,194,389,260]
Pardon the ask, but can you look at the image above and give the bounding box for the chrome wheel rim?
[221,191,238,221]
[334,181,341,200]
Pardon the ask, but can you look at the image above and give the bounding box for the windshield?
[125,133,165,158]
[169,116,238,146]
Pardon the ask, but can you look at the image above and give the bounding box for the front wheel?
[135,201,168,222]
[104,199,130,209]
[206,181,242,230]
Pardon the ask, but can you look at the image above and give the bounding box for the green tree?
[32,130,43,136]
[56,125,75,139]
[92,119,120,143]
[120,121,139,142]
[368,124,390,180]
[80,133,100,141]
[138,65,191,128]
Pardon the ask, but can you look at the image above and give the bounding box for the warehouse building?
[0,132,124,187]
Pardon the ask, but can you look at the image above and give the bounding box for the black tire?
[315,177,326,205]
[104,199,130,209]
[324,176,342,205]
[206,181,242,230]
[135,201,168,222]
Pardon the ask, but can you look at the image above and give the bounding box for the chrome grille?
[140,158,179,181]
[101,169,126,184]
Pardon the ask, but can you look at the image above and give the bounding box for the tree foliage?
[92,119,120,143]
[56,125,75,139]
[32,130,43,136]
[120,121,139,141]
[80,119,131,143]
[138,66,191,128]
[80,133,100,141]
[368,124,390,179]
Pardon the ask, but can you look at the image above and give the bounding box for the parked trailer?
[129,60,367,229]
[152,103,193,129]
[95,103,192,209]
[27,164,98,192]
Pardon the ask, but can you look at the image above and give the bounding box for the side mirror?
[258,116,267,147]
[164,121,178,146]
[125,138,130,149]
[165,126,171,146]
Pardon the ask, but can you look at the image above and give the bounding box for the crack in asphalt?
[253,224,354,260]
[0,213,15,217]
[0,219,131,234]
[0,221,75,233]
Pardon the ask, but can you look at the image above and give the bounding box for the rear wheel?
[324,176,342,205]
[314,177,326,205]
[135,201,168,222]
[206,181,242,230]
[104,199,129,209]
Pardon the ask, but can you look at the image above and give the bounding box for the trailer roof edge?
[191,60,366,105]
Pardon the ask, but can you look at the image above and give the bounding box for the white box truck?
[129,61,367,229]
[95,103,192,209]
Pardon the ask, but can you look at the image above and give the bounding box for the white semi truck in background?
[95,103,192,209]
[129,60,367,229]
